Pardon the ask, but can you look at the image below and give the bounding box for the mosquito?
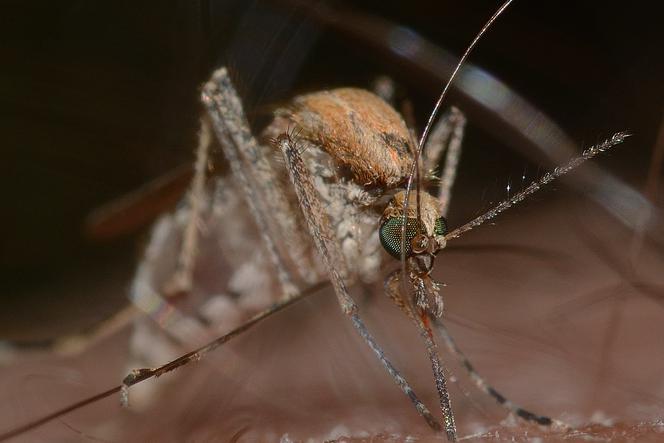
[0,1,630,441]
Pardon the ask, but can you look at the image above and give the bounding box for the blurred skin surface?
[1,1,663,442]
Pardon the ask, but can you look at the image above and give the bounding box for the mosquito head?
[380,190,447,260]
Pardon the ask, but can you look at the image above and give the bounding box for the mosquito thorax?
[272,88,415,188]
[379,190,447,259]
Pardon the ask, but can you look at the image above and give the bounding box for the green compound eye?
[434,216,447,237]
[379,216,447,259]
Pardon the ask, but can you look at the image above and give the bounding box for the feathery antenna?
[444,132,631,242]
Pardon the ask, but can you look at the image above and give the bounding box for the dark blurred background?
[1,0,662,341]
[1,2,663,441]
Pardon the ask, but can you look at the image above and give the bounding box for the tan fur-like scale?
[287,88,414,187]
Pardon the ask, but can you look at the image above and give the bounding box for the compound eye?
[379,216,448,259]
[434,216,448,236]
[379,217,422,260]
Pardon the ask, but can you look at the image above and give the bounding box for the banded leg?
[429,134,630,428]
[125,199,228,408]
[126,66,326,407]
[124,171,289,408]
[202,68,319,294]
[163,118,213,297]
[275,134,446,436]
[0,282,328,441]
[433,319,567,428]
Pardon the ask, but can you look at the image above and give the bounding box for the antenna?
[399,0,516,294]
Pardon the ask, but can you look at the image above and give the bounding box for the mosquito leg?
[202,68,318,294]
[0,283,327,442]
[275,133,446,436]
[0,304,140,359]
[126,161,326,404]
[430,134,629,428]
[124,177,277,410]
[125,210,222,402]
[202,73,297,297]
[126,65,326,405]
[423,107,466,218]
[432,319,568,429]
[422,110,453,172]
[385,271,457,440]
[163,118,213,297]
[121,282,327,407]
[423,107,465,171]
